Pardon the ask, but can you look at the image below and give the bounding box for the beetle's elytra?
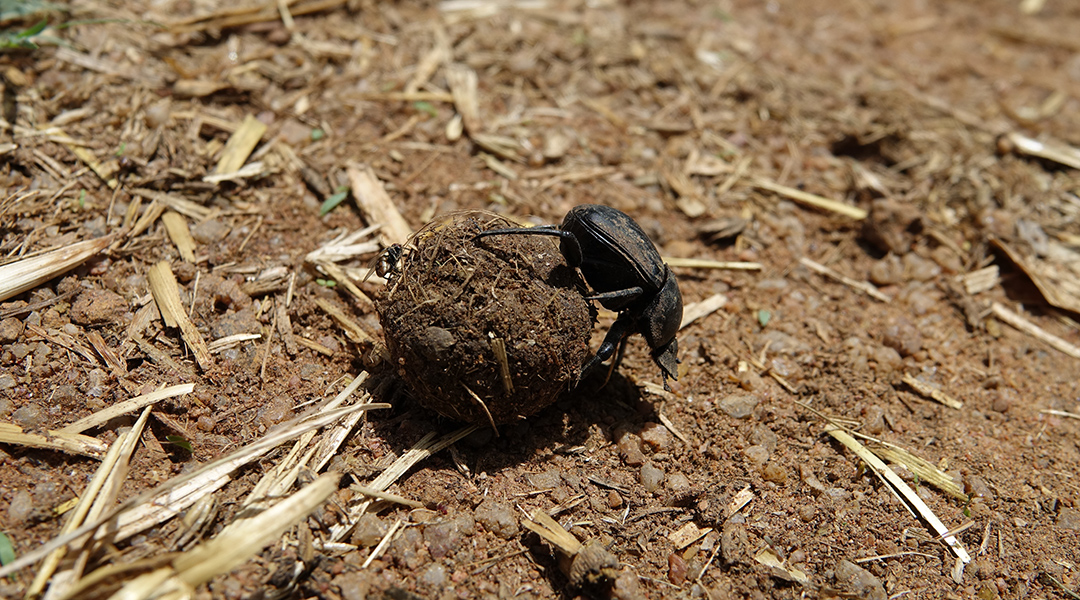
[475,204,683,389]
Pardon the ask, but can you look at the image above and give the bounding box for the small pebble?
[351,513,387,547]
[718,392,759,419]
[5,489,34,524]
[616,431,646,466]
[526,469,562,489]
[419,562,448,588]
[666,471,691,494]
[902,253,941,282]
[762,464,787,484]
[882,318,922,357]
[834,559,887,600]
[474,499,518,539]
[639,422,671,451]
[191,219,229,244]
[424,520,465,559]
[1057,507,1080,531]
[992,389,1016,413]
[70,289,128,326]
[144,100,171,128]
[257,396,293,426]
[12,403,45,428]
[640,463,665,492]
[869,255,904,285]
[863,405,886,434]
[743,445,769,466]
[749,425,778,453]
[798,505,816,522]
[607,490,623,508]
[613,568,648,600]
[870,345,902,372]
[0,317,24,343]
[964,475,995,502]
[668,553,688,586]
[84,368,108,397]
[0,374,15,390]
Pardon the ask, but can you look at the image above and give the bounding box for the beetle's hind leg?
[575,314,633,387]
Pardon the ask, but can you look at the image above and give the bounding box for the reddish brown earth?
[1,1,1079,599]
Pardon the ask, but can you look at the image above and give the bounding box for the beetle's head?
[643,267,682,387]
[652,338,679,388]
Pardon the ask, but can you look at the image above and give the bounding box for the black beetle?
[475,204,682,389]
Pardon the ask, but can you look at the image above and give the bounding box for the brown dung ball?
[376,212,593,425]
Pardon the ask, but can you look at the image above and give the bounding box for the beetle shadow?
[362,365,654,474]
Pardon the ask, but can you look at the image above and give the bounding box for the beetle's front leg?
[576,313,634,386]
[585,286,643,305]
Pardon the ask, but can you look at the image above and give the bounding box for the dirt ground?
[1,0,1079,598]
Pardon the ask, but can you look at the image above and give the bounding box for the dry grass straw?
[665,257,762,271]
[58,131,118,189]
[314,297,375,345]
[131,189,213,221]
[800,257,891,302]
[328,425,479,542]
[900,374,963,410]
[128,200,166,239]
[60,473,339,600]
[161,212,196,262]
[751,177,868,220]
[824,426,971,577]
[0,235,114,302]
[305,225,382,264]
[237,374,369,516]
[680,293,728,329]
[211,114,266,176]
[347,164,413,246]
[990,236,1080,314]
[0,395,386,579]
[316,262,376,310]
[207,333,262,354]
[0,423,108,458]
[961,266,999,295]
[1002,131,1080,170]
[60,383,195,434]
[447,63,481,135]
[991,302,1080,359]
[148,261,213,370]
[29,407,153,598]
[522,509,581,555]
[171,0,347,33]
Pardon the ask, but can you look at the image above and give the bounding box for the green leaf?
[19,20,49,38]
[316,279,336,288]
[310,128,325,141]
[319,190,349,216]
[0,532,16,567]
[413,101,438,118]
[757,309,771,327]
[165,435,192,452]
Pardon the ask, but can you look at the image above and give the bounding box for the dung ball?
[376,212,593,424]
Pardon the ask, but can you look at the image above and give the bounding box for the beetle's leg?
[576,313,634,386]
[473,227,583,267]
[585,286,644,304]
[600,335,631,387]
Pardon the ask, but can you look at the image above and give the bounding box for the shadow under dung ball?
[376,212,594,425]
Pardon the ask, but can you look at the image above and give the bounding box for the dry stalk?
[148,261,213,370]
[0,236,114,302]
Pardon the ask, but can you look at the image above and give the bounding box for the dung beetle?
[475,204,682,389]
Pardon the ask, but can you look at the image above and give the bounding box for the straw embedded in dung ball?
[376,212,593,425]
